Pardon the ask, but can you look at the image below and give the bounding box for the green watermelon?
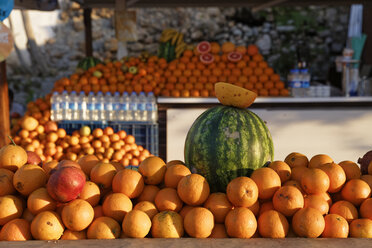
[184,106,274,192]
[77,57,102,71]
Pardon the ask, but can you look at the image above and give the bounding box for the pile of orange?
[50,42,289,98]
[162,43,288,97]
[0,147,371,241]
[52,57,167,96]
[11,116,151,166]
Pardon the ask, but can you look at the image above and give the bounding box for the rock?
[331,43,343,53]
[326,8,337,22]
[232,28,242,37]
[191,30,203,40]
[319,30,331,37]
[104,38,118,52]
[72,17,84,32]
[255,34,271,52]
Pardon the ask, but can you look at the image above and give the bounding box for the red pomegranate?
[47,166,86,203]
[44,121,58,133]
[26,151,42,166]
[57,160,82,170]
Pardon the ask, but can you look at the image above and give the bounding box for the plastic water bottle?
[138,92,147,122]
[51,92,60,121]
[120,92,129,121]
[104,92,113,121]
[69,91,78,120]
[88,92,96,121]
[95,92,104,121]
[129,92,138,121]
[78,91,87,121]
[60,90,69,120]
[146,92,158,123]
[112,92,121,121]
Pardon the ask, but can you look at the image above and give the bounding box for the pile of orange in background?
[51,41,289,97]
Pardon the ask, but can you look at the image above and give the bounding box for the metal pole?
[84,8,93,57]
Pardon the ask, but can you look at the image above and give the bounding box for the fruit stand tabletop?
[0,238,371,248]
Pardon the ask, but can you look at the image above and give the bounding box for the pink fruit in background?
[200,53,214,64]
[196,41,211,54]
[227,52,243,62]
[44,121,58,133]
[358,150,372,175]
[26,151,42,166]
[47,166,86,203]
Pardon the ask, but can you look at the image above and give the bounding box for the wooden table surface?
[0,238,370,248]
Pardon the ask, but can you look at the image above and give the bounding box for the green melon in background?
[184,106,274,192]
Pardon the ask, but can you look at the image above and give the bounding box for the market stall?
[0,1,372,244]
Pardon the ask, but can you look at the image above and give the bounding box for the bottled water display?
[50,91,158,123]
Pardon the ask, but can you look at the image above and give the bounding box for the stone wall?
[7,1,349,103]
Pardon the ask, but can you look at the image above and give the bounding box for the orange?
[78,181,101,207]
[361,174,372,190]
[61,229,87,240]
[0,218,32,241]
[321,214,349,238]
[221,42,235,53]
[27,187,56,215]
[247,200,260,217]
[319,162,346,193]
[283,180,305,194]
[341,179,371,206]
[77,155,99,176]
[13,164,47,196]
[210,42,221,54]
[31,211,64,240]
[62,199,94,231]
[122,210,151,238]
[258,210,289,238]
[360,198,372,220]
[350,219,372,238]
[250,167,281,200]
[137,185,160,203]
[151,211,184,238]
[272,185,304,217]
[247,45,259,56]
[313,191,333,207]
[203,193,233,224]
[308,154,333,168]
[112,169,144,199]
[90,162,117,190]
[177,174,210,206]
[164,164,191,188]
[330,200,358,223]
[284,152,309,168]
[339,160,361,180]
[301,168,330,194]
[87,216,121,239]
[0,195,23,225]
[226,176,258,207]
[290,166,309,183]
[259,201,275,216]
[292,207,325,238]
[179,205,194,219]
[303,194,329,215]
[102,193,133,222]
[155,188,183,212]
[269,161,291,183]
[93,205,103,220]
[0,168,15,196]
[133,201,158,220]
[138,156,166,185]
[208,223,228,238]
[22,208,35,223]
[184,207,214,238]
[225,207,257,238]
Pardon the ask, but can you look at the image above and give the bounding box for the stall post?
[84,8,93,57]
[0,61,10,147]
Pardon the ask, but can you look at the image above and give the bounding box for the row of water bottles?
[51,91,158,123]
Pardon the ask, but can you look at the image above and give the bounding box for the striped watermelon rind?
[184,106,274,192]
[77,57,103,71]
